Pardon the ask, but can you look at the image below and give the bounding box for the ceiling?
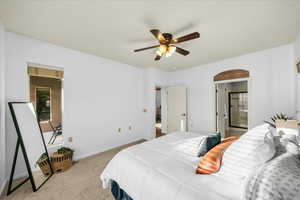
[0,0,300,71]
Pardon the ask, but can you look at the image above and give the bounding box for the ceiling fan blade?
[134,45,160,52]
[150,29,166,42]
[175,47,190,56]
[154,55,161,61]
[172,32,200,44]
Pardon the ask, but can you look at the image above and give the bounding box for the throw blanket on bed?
[244,150,300,200]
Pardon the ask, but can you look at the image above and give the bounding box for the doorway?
[28,66,64,147]
[215,80,248,138]
[155,85,187,137]
[166,86,187,133]
[155,87,164,138]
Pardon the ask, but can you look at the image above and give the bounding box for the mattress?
[101,132,243,200]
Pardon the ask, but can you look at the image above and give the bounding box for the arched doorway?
[213,69,249,81]
[214,69,250,138]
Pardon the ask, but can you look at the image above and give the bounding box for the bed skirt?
[111,180,133,200]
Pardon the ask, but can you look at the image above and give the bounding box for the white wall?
[0,22,6,194]
[167,44,296,132]
[5,32,146,177]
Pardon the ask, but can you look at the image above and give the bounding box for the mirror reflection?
[8,102,52,193]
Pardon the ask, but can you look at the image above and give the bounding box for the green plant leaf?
[57,147,74,154]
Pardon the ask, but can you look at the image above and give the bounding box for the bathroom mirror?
[7,102,53,195]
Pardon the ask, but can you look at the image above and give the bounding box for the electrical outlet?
[68,137,73,142]
[129,126,132,131]
[118,128,121,133]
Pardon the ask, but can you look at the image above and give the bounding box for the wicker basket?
[51,151,73,173]
[36,157,52,176]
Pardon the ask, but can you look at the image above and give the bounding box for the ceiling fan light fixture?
[165,52,172,57]
[156,45,167,56]
[159,45,167,53]
[165,45,176,57]
[133,29,200,61]
[156,50,163,56]
[168,45,176,53]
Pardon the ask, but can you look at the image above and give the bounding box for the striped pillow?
[218,125,275,180]
[196,137,238,174]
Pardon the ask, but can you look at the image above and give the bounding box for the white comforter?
[101,132,243,200]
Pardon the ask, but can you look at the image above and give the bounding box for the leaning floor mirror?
[7,102,53,195]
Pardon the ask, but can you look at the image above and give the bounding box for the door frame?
[214,78,250,135]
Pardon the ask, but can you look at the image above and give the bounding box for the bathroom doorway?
[215,80,248,138]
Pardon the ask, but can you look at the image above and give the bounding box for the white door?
[167,86,187,133]
[216,84,227,138]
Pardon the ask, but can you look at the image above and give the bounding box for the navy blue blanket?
[111,180,133,200]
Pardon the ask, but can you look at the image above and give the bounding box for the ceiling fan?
[133,29,200,61]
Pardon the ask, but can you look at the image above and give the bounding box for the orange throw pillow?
[196,137,238,174]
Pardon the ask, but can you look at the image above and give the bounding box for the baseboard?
[74,137,145,161]
[0,179,7,196]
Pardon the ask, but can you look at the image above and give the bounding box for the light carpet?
[1,140,145,200]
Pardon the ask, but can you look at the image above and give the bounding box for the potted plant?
[264,113,290,128]
[57,147,74,155]
[51,147,74,173]
[36,153,52,176]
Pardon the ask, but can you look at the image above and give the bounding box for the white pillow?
[218,124,276,180]
[285,141,300,155]
[174,135,207,156]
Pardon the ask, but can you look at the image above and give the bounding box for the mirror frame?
[7,102,53,195]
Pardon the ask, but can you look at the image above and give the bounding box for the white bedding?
[101,132,243,200]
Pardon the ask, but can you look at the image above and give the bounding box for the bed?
[101,132,243,200]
